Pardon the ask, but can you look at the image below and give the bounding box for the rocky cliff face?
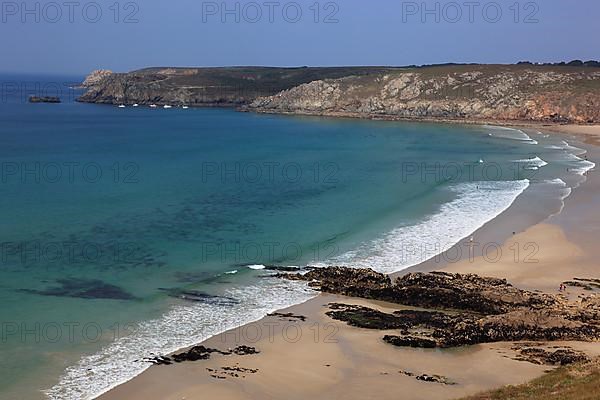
[80,69,113,88]
[77,66,403,107]
[78,65,600,123]
[249,65,600,123]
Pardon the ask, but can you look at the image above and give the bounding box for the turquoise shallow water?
[0,75,594,399]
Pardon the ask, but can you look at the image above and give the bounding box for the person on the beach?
[559,284,566,292]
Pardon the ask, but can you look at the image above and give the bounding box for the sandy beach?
[98,124,600,400]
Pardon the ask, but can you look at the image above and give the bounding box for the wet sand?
[98,125,600,400]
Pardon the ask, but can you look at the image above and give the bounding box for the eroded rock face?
[77,66,402,107]
[279,267,600,348]
[79,65,600,123]
[249,66,600,123]
[80,69,113,88]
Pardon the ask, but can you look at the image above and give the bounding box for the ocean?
[0,74,594,399]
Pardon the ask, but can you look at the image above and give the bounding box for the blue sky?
[1,0,599,74]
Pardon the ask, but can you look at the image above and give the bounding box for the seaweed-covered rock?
[383,335,438,348]
[143,345,259,365]
[393,271,556,314]
[282,267,557,314]
[512,345,590,366]
[326,304,407,330]
[286,267,600,350]
[299,267,394,299]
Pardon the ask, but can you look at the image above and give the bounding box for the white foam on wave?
[513,156,548,169]
[563,141,587,155]
[566,145,587,156]
[535,179,573,216]
[484,125,521,132]
[246,264,266,270]
[331,180,530,274]
[547,140,586,155]
[45,278,315,400]
[545,178,568,186]
[553,152,595,175]
[572,160,595,176]
[483,126,538,145]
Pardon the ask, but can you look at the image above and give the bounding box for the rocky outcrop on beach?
[511,344,590,366]
[282,267,395,300]
[563,277,600,291]
[284,268,558,314]
[143,345,259,365]
[279,267,600,348]
[399,370,457,385]
[249,65,600,123]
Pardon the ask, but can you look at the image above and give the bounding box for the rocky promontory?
[80,69,113,88]
[78,64,600,123]
[76,66,401,107]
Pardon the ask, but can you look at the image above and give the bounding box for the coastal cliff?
[80,69,113,88]
[76,66,402,107]
[78,64,600,123]
[248,65,600,123]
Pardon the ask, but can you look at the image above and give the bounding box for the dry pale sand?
[443,222,587,292]
[101,295,600,400]
[98,124,600,400]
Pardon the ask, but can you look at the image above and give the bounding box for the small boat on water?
[149,104,157,108]
[118,104,126,108]
[163,105,172,109]
[133,104,139,107]
[182,105,189,109]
